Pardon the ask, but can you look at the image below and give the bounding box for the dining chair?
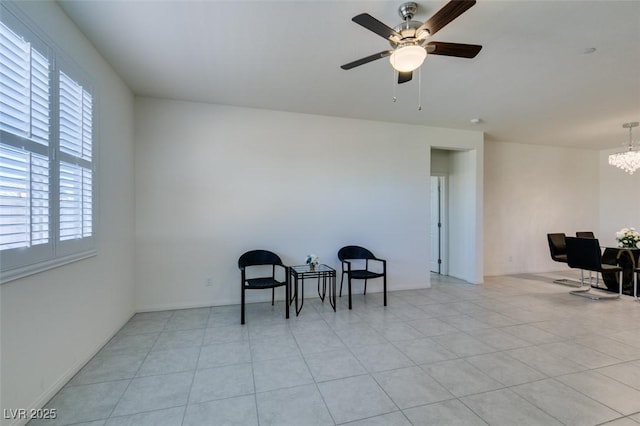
[575,232,597,284]
[576,231,596,239]
[547,233,568,263]
[565,236,623,300]
[337,245,386,309]
[238,249,289,324]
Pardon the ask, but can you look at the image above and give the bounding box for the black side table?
[289,264,336,315]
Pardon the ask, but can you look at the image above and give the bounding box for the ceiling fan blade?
[427,41,482,58]
[352,13,401,41]
[418,0,476,38]
[341,50,392,70]
[398,71,413,84]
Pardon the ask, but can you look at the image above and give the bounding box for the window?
[58,71,93,243]
[0,7,96,283]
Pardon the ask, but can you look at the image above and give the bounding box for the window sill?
[1,250,97,284]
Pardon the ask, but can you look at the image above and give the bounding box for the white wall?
[0,3,136,425]
[449,149,484,283]
[483,140,600,276]
[484,140,640,277]
[598,149,640,246]
[431,149,451,175]
[134,98,484,310]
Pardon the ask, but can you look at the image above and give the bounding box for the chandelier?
[608,122,640,175]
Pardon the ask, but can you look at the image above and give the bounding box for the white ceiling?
[57,0,640,150]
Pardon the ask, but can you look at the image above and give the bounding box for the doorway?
[430,175,447,274]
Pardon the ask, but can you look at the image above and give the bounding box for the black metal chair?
[576,232,597,283]
[547,233,568,263]
[565,237,623,300]
[238,250,289,324]
[337,245,386,309]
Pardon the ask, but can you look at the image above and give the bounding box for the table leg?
[318,275,326,302]
[285,274,290,319]
[290,271,296,305]
[296,276,305,316]
[330,273,336,311]
[294,274,298,314]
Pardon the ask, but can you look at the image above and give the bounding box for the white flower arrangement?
[615,227,640,248]
[306,254,319,266]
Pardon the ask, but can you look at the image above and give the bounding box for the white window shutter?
[58,70,93,242]
[0,22,49,144]
[30,49,50,144]
[0,144,49,249]
[0,20,50,253]
[59,161,93,241]
[0,22,30,137]
[1,7,95,282]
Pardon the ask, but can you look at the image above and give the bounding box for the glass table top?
[290,264,335,274]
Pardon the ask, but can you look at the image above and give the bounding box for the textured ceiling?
[58,0,640,150]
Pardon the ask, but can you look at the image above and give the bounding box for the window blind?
[0,21,50,252]
[58,70,93,242]
[0,9,96,282]
[0,144,49,249]
[59,162,92,241]
[0,21,49,144]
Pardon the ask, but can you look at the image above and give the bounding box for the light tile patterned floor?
[29,273,640,425]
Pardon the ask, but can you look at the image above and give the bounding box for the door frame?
[430,174,448,275]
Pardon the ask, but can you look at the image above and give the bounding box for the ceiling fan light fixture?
[390,45,426,72]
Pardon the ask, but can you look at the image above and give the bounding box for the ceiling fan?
[341,0,482,84]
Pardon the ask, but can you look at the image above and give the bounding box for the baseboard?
[136,299,239,313]
[6,312,135,426]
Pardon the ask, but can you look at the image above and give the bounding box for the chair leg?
[570,269,598,299]
[383,274,387,306]
[348,276,352,310]
[272,288,275,306]
[635,270,638,301]
[241,285,245,325]
[363,279,367,295]
[619,270,623,298]
[339,272,344,297]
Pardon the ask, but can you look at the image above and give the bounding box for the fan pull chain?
[392,70,397,103]
[417,67,422,111]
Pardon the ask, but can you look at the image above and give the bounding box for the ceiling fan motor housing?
[398,2,418,20]
[391,20,429,49]
[391,3,430,49]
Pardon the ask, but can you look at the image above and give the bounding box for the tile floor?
[29,273,640,426]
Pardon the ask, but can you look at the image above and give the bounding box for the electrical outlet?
[205,277,213,287]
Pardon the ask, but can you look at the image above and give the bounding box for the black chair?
[238,250,289,324]
[576,231,596,239]
[547,233,568,263]
[565,237,623,300]
[575,232,597,284]
[337,245,386,309]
